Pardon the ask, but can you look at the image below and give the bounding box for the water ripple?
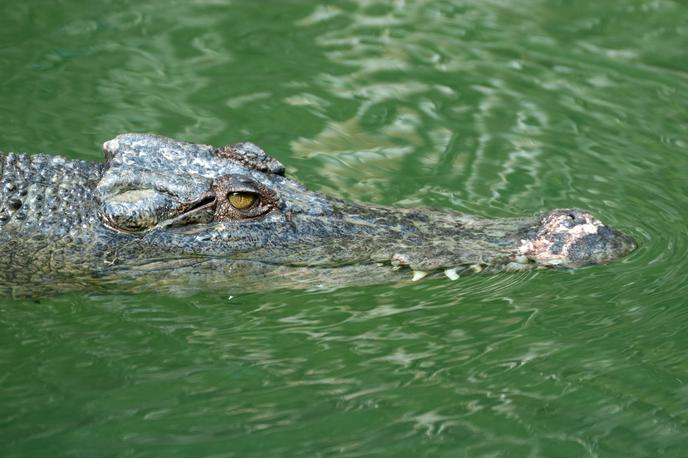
[2,0,688,456]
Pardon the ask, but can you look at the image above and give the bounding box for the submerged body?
[0,134,635,296]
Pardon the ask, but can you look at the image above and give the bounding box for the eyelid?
[227,183,261,194]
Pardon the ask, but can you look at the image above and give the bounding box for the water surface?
[1,0,687,456]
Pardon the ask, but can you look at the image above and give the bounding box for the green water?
[1,0,687,456]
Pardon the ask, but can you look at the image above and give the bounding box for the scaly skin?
[0,134,636,296]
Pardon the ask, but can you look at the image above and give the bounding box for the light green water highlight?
[1,0,687,456]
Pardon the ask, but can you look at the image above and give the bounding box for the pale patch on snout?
[518,211,606,267]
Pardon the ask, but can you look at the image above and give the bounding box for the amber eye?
[228,192,258,210]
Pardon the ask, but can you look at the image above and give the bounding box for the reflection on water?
[1,0,688,456]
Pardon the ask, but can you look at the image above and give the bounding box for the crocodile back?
[0,152,103,292]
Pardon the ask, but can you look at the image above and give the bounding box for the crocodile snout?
[519,209,636,268]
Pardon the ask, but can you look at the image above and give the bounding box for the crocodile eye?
[212,176,277,221]
[228,192,258,210]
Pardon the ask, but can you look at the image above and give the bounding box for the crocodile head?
[94,133,635,290]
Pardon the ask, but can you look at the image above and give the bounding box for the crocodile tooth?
[411,270,428,281]
[444,268,460,280]
[514,255,529,264]
[470,264,483,273]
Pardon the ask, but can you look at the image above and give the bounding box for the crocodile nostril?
[560,213,579,228]
[562,211,588,226]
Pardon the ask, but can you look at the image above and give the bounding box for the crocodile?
[0,133,636,296]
